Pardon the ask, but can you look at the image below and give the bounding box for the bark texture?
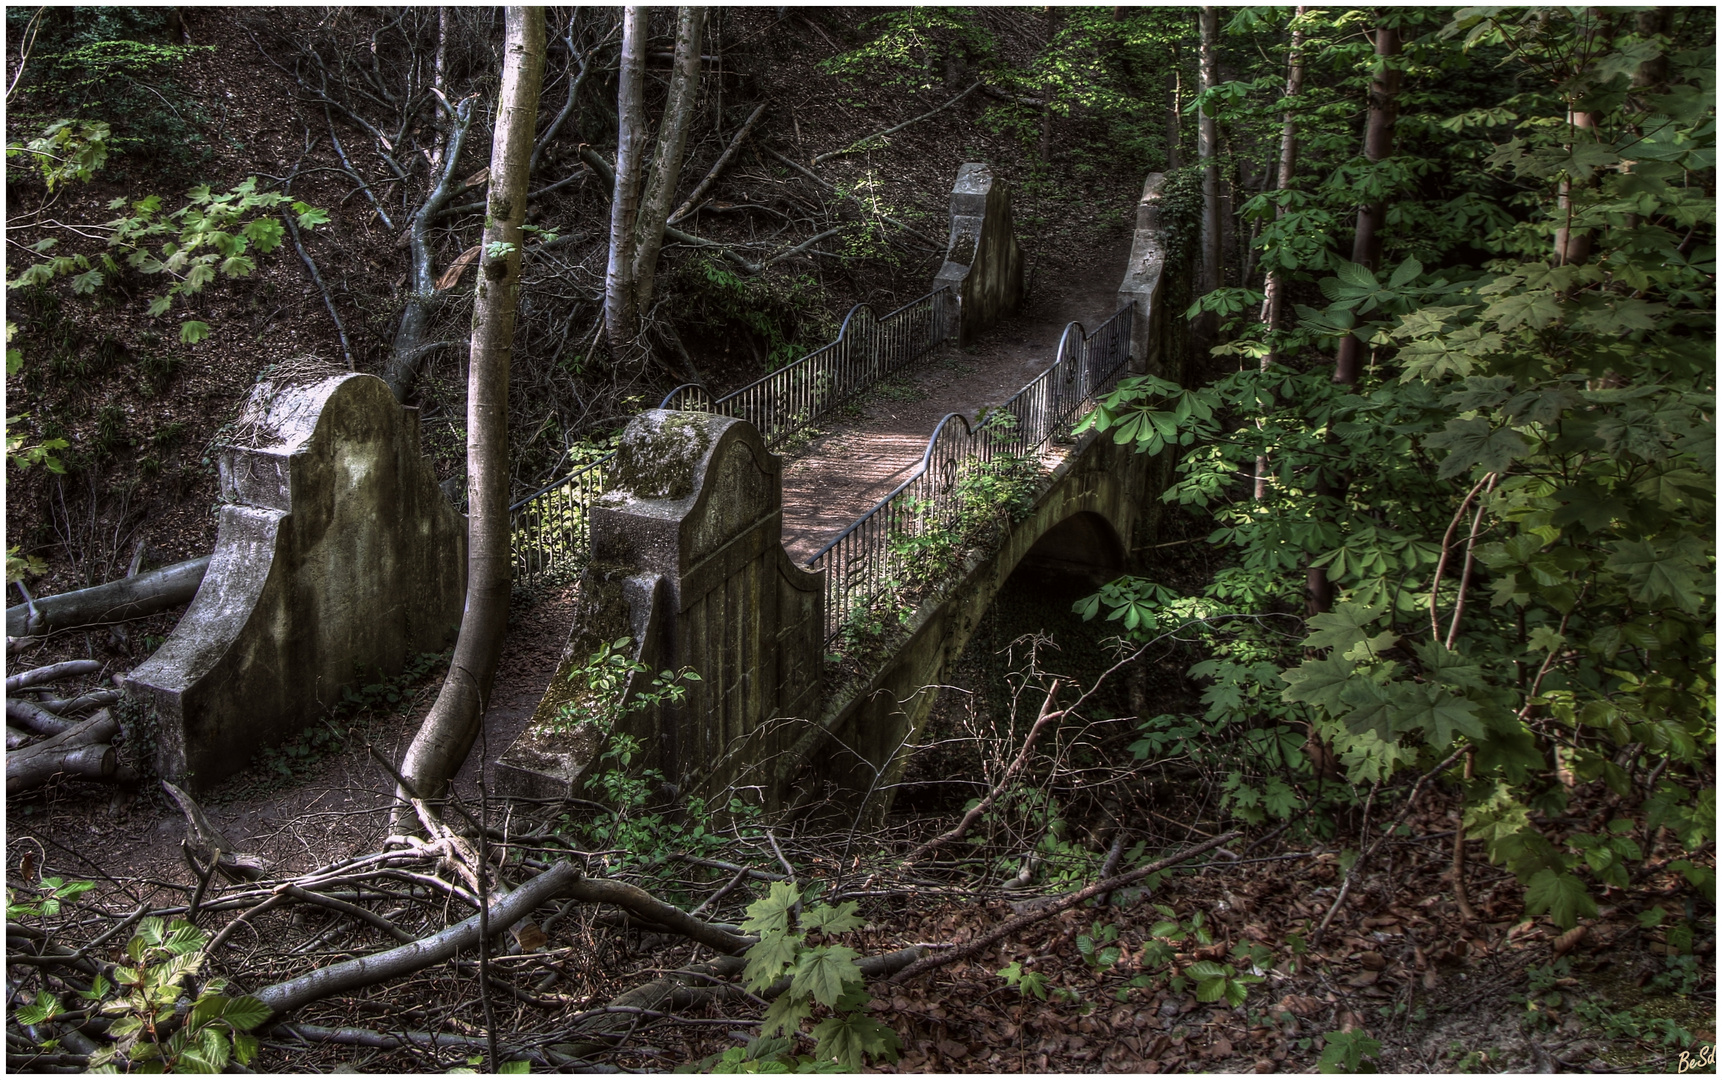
[631,6,705,316]
[1331,23,1400,386]
[398,6,546,810]
[1197,7,1222,299]
[1255,7,1305,501]
[6,711,118,794]
[5,556,209,637]
[604,5,649,356]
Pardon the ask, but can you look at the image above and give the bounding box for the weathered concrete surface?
[498,410,824,800]
[1118,172,1186,380]
[771,432,1145,819]
[124,371,465,789]
[935,163,1026,346]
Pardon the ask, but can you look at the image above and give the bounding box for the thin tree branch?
[810,82,980,166]
[668,102,767,225]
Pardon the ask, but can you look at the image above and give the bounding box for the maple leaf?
[791,944,863,1007]
[810,1012,902,1072]
[1301,601,1388,652]
[759,993,813,1039]
[800,901,865,935]
[740,881,800,936]
[1424,418,1529,479]
[743,932,801,992]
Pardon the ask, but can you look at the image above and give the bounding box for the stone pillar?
[934,162,1026,346]
[498,410,823,802]
[1118,172,1172,374]
[123,369,466,789]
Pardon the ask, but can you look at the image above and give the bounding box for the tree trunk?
[5,555,209,637]
[383,98,478,402]
[1310,20,1399,616]
[1197,8,1222,300]
[604,5,648,357]
[631,7,706,318]
[6,659,102,693]
[1165,67,1181,170]
[1255,7,1304,501]
[1331,23,1400,386]
[398,6,546,813]
[6,710,118,795]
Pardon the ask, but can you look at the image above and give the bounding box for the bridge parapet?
[123,368,465,789]
[498,410,823,800]
[1118,172,1181,378]
[934,163,1026,346]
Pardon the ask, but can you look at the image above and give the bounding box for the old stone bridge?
[122,166,1188,817]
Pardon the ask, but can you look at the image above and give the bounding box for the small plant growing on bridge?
[545,636,699,739]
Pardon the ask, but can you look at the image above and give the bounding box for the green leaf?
[70,269,104,294]
[1280,655,1356,712]
[1523,869,1598,930]
[740,881,801,936]
[15,991,61,1025]
[218,995,270,1033]
[790,944,864,1007]
[1606,536,1709,613]
[809,1012,902,1072]
[1424,418,1528,480]
[800,901,864,935]
[759,993,813,1039]
[743,931,802,991]
[498,1061,531,1074]
[179,320,211,345]
[1301,601,1387,652]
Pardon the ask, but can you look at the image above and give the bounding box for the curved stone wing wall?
[124,372,465,789]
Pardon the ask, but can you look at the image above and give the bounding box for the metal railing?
[508,454,612,589]
[804,300,1135,644]
[658,286,956,448]
[509,286,958,587]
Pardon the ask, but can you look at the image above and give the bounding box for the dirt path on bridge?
[779,234,1135,563]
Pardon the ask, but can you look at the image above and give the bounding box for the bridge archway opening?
[1010,510,1126,591]
[890,510,1132,817]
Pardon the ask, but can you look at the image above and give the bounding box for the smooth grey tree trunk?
[631,7,705,318]
[1197,7,1222,299]
[5,556,209,637]
[399,6,546,810]
[604,5,648,357]
[1255,7,1304,501]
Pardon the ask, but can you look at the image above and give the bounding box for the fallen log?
[161,781,269,881]
[6,710,120,795]
[4,556,210,637]
[6,659,102,693]
[7,725,34,750]
[6,698,72,737]
[254,860,583,1019]
[35,690,122,715]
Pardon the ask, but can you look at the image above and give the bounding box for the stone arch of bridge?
[774,430,1154,818]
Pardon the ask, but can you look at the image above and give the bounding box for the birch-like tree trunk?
[398,6,546,812]
[604,5,648,357]
[631,6,705,318]
[1197,7,1222,299]
[1254,6,1304,501]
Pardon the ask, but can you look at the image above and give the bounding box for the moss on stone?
[609,411,714,499]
